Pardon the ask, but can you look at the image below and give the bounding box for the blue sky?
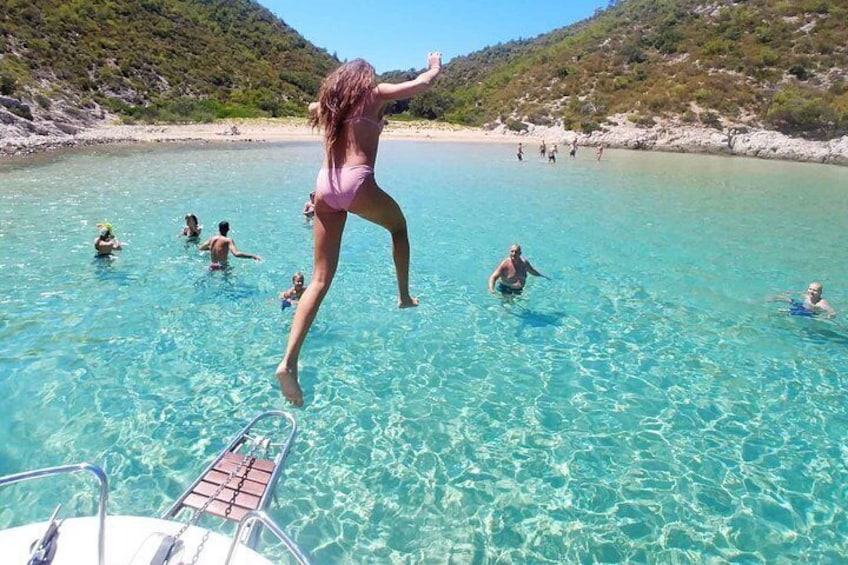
[260,0,610,73]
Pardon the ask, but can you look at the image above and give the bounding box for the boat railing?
[163,409,298,546]
[227,510,311,565]
[0,462,107,565]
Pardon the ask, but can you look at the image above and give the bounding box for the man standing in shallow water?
[199,220,262,270]
[488,244,547,295]
[94,222,122,256]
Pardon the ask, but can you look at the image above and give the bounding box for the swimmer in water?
[94,222,123,256]
[775,281,836,318]
[488,244,547,295]
[303,192,316,224]
[180,213,202,239]
[279,272,307,310]
[199,220,262,270]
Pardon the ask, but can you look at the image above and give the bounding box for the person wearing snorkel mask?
[94,222,123,256]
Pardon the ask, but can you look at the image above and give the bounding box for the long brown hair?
[309,59,375,157]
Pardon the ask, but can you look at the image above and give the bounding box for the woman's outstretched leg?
[275,206,347,406]
[350,180,418,308]
[389,226,417,308]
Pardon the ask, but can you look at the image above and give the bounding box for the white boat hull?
[0,514,272,564]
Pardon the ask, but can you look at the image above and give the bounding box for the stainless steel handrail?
[0,462,108,565]
[226,510,310,565]
[163,410,298,549]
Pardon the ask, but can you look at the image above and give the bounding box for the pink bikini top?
[344,114,384,132]
[343,95,384,132]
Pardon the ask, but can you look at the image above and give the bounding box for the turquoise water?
[2,141,848,563]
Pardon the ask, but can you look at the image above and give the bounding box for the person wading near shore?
[488,244,548,296]
[94,222,123,257]
[180,213,202,239]
[199,220,262,270]
[274,52,442,407]
[302,192,316,224]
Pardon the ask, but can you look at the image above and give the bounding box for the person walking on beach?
[94,222,123,256]
[539,140,547,159]
[517,143,524,162]
[548,144,558,163]
[596,144,604,161]
[569,138,578,157]
[488,244,547,295]
[199,220,262,270]
[274,52,442,406]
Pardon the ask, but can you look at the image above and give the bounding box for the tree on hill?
[0,0,338,123]
[432,0,848,140]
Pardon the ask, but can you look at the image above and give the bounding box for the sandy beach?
[2,116,847,165]
[0,118,525,158]
[76,118,522,146]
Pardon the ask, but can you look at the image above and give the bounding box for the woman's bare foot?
[398,296,419,309]
[275,361,304,407]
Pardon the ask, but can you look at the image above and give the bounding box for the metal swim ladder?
[0,410,308,565]
[163,410,297,527]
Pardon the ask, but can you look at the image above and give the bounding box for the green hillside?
[1,0,846,140]
[0,0,337,122]
[431,0,848,140]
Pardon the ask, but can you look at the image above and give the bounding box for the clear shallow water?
[2,141,848,563]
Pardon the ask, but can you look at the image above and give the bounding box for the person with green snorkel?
[94,222,123,256]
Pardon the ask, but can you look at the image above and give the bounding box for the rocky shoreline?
[490,114,848,166]
[2,114,847,166]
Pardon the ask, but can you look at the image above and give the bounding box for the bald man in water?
[488,244,547,295]
[793,282,836,318]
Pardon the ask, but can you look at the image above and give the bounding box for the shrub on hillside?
[0,97,33,120]
[621,43,647,64]
[505,119,528,132]
[580,120,601,133]
[788,64,809,81]
[628,113,656,128]
[554,66,571,79]
[613,76,631,90]
[701,39,733,56]
[409,90,451,120]
[700,111,722,129]
[0,74,17,96]
[758,48,779,67]
[766,89,841,139]
[647,26,684,54]
[526,114,552,126]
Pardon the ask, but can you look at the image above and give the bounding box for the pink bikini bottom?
[315,166,374,212]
